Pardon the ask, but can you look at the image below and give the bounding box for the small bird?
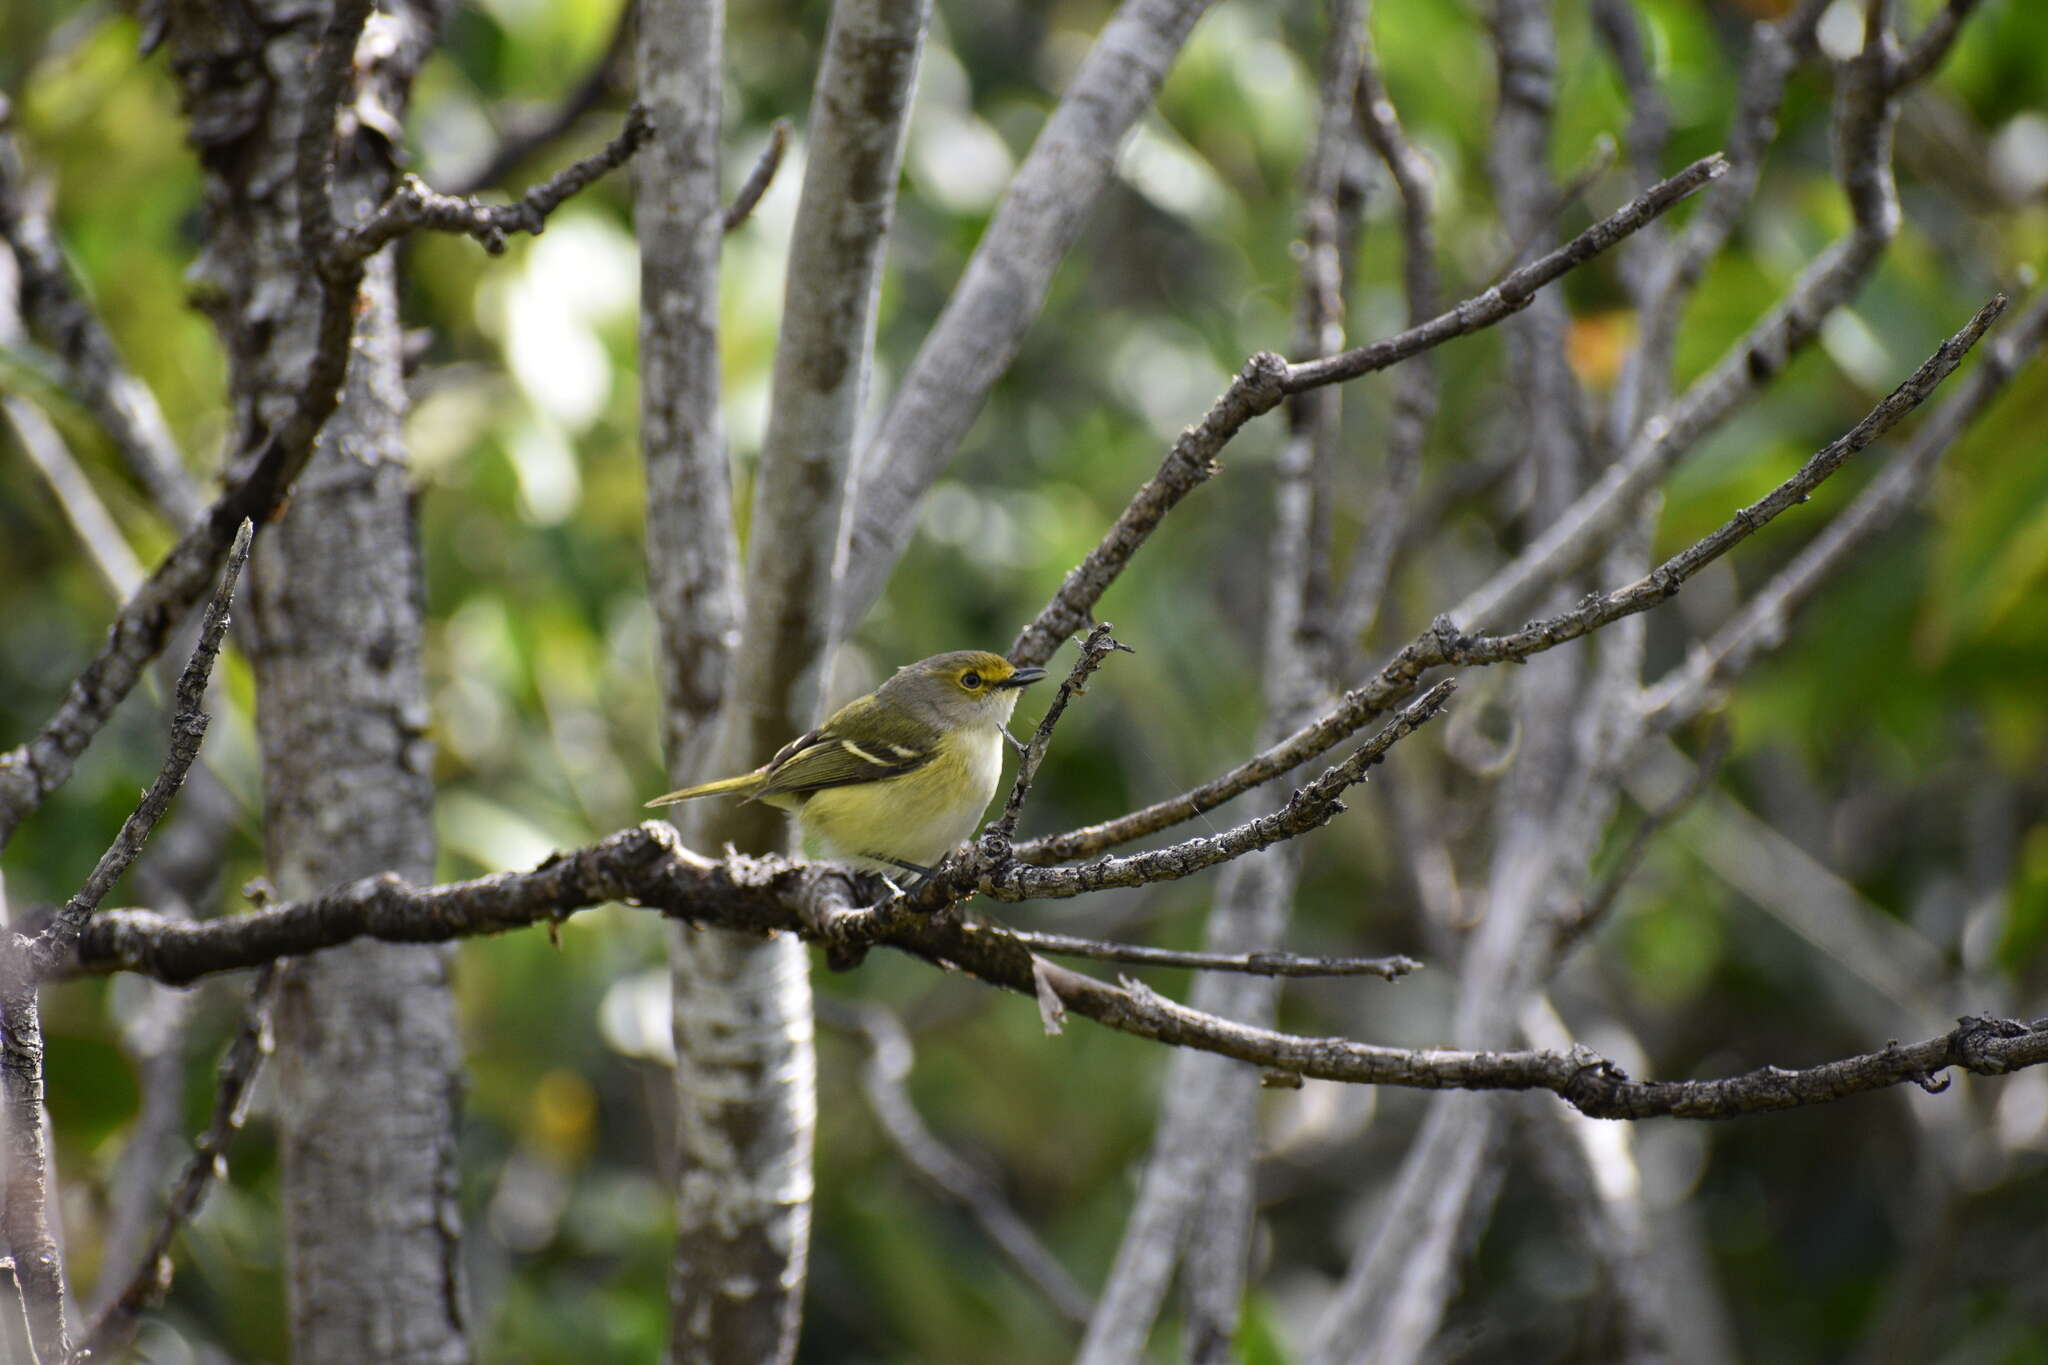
[646,650,1047,880]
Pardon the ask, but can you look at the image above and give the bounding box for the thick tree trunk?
[168,2,469,1359]
[644,2,926,1359]
[250,249,469,1361]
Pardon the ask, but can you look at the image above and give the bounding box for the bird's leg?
[1001,727,1029,758]
[884,857,937,888]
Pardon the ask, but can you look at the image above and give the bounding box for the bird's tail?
[644,771,763,807]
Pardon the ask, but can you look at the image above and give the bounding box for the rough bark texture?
[1080,10,1361,1352]
[166,1,469,1359]
[718,0,931,797]
[1312,4,1585,1357]
[0,953,66,1363]
[638,0,738,784]
[654,2,928,1360]
[839,0,1218,624]
[635,0,815,1359]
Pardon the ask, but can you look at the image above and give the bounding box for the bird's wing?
[753,695,936,799]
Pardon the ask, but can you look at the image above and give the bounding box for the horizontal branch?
[73,680,1454,983]
[65,813,2048,1121]
[1042,967,2048,1121]
[1004,930,1420,980]
[336,103,653,259]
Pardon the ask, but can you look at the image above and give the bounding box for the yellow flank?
[800,726,1003,871]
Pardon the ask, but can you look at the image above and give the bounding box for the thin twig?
[1015,293,2005,865]
[1333,26,1441,651]
[75,964,281,1360]
[1479,134,1617,283]
[1639,286,2048,734]
[29,521,250,980]
[721,119,788,234]
[1893,0,1981,91]
[839,0,1222,627]
[338,104,654,260]
[984,623,1130,849]
[1590,0,1671,186]
[447,0,637,197]
[1005,930,1419,980]
[292,0,376,264]
[4,394,148,599]
[0,121,199,527]
[819,999,1094,1327]
[1556,720,1731,954]
[1589,0,1678,445]
[1281,154,1723,393]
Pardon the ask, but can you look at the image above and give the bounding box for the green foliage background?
[4,0,2047,1360]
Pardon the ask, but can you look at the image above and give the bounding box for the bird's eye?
[961,671,983,690]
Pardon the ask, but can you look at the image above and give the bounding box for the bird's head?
[886,650,1047,726]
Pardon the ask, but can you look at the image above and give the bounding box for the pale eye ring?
[961,671,983,690]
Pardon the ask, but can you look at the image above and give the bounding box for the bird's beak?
[999,666,1048,689]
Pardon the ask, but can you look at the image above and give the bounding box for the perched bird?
[646,650,1047,880]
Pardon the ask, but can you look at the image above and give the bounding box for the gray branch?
[59,824,2048,1123]
[665,2,930,1359]
[0,952,66,1363]
[74,965,280,1361]
[30,521,249,979]
[721,119,789,234]
[336,104,653,259]
[838,0,1221,626]
[820,1000,1094,1328]
[1332,17,1442,651]
[983,622,1129,849]
[1002,930,1418,981]
[0,119,199,527]
[712,0,930,802]
[1450,0,1983,633]
[1017,292,2004,866]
